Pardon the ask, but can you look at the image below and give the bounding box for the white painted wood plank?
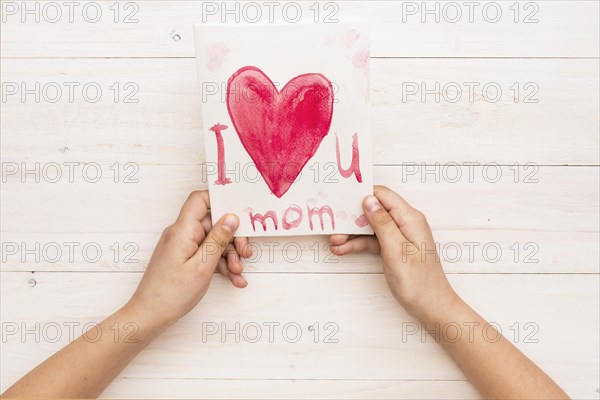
[1,230,598,274]
[2,166,598,273]
[2,165,597,233]
[98,377,598,400]
[372,58,600,165]
[101,378,482,399]
[2,1,598,58]
[1,272,598,398]
[2,58,598,165]
[3,3,598,400]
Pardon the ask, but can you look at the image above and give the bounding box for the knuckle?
[190,229,205,244]
[162,225,178,241]
[373,210,395,227]
[197,264,214,280]
[373,185,389,194]
[412,209,428,224]
[188,190,204,201]
[163,223,198,244]
[209,228,231,251]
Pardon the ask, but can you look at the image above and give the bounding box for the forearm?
[422,295,569,399]
[3,302,167,399]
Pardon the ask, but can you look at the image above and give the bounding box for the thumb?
[363,195,407,254]
[191,213,239,269]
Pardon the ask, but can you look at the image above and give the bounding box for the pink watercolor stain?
[207,42,230,71]
[341,29,360,48]
[352,48,370,70]
[354,214,368,228]
[227,66,334,198]
[337,210,348,220]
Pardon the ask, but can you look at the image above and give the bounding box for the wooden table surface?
[1,1,599,398]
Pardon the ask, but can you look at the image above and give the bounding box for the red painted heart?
[226,66,334,198]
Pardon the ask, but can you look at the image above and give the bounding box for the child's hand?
[330,186,459,321]
[128,191,251,328]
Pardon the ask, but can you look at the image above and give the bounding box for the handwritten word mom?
[249,205,335,233]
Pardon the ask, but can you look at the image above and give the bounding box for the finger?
[165,218,206,247]
[373,186,433,244]
[230,273,248,288]
[167,193,212,247]
[329,234,350,246]
[234,236,253,258]
[200,214,212,234]
[216,257,229,277]
[176,191,211,224]
[217,257,248,288]
[191,213,239,270]
[184,214,211,245]
[330,236,381,255]
[363,195,408,254]
[226,243,244,275]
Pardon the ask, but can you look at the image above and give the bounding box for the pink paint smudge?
[354,214,368,228]
[352,48,370,70]
[207,42,230,71]
[341,29,360,48]
[337,210,348,220]
[317,191,328,198]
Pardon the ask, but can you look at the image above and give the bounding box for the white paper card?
[194,23,373,237]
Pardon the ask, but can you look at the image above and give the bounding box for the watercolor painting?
[194,23,372,237]
[227,66,334,198]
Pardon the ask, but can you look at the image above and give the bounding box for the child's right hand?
[330,186,460,321]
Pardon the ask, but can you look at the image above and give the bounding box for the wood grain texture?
[101,379,482,400]
[98,378,597,400]
[1,272,598,399]
[5,165,597,234]
[2,1,598,58]
[2,165,598,273]
[2,58,598,165]
[2,1,599,398]
[2,230,599,274]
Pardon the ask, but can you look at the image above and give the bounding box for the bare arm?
[423,297,565,399]
[1,303,166,398]
[330,185,569,399]
[3,191,250,398]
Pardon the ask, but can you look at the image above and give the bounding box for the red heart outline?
[226,66,334,198]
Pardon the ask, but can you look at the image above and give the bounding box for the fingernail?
[223,214,239,232]
[364,195,381,212]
